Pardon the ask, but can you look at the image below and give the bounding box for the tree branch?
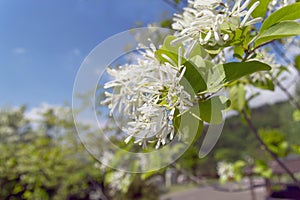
[270,41,300,110]
[242,110,300,187]
[271,41,294,66]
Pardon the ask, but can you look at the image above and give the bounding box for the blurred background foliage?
[1,87,299,199]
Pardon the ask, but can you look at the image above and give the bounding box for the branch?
[271,41,294,66]
[242,110,300,187]
[270,41,300,110]
[271,40,300,77]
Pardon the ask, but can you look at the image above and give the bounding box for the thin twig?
[270,41,300,110]
[271,41,293,66]
[242,110,300,187]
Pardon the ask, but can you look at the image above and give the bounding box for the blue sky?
[0,0,175,107]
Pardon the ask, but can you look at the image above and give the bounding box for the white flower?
[107,171,131,195]
[217,161,235,182]
[172,6,226,46]
[191,0,222,8]
[228,0,262,27]
[102,45,193,148]
[249,49,280,84]
[172,0,262,47]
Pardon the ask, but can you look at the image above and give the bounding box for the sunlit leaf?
[255,21,300,47]
[260,2,300,33]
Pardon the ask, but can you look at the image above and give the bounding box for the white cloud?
[12,47,26,55]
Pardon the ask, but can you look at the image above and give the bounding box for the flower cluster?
[248,48,282,87]
[217,161,235,183]
[102,46,193,148]
[172,0,262,47]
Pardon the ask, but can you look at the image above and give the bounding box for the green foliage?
[254,2,300,46]
[293,109,300,122]
[0,107,101,200]
[255,21,300,47]
[182,60,208,93]
[222,61,271,83]
[295,55,300,71]
[199,96,229,124]
[259,2,300,33]
[292,145,300,155]
[0,106,165,200]
[259,129,290,157]
[253,160,273,178]
[229,83,246,111]
[173,105,204,145]
[232,160,247,182]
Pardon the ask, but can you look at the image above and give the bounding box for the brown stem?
[242,110,300,187]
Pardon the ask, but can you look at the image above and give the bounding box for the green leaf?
[155,49,179,66]
[182,60,207,93]
[173,106,204,145]
[259,129,289,157]
[295,55,300,71]
[255,21,300,47]
[160,19,172,28]
[233,45,244,60]
[233,160,246,182]
[293,110,300,122]
[229,83,246,111]
[249,0,271,18]
[292,145,300,155]
[223,61,271,83]
[155,35,185,66]
[253,160,273,178]
[161,35,185,55]
[199,96,228,124]
[260,2,300,33]
[203,45,222,55]
[188,42,208,59]
[197,61,271,94]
